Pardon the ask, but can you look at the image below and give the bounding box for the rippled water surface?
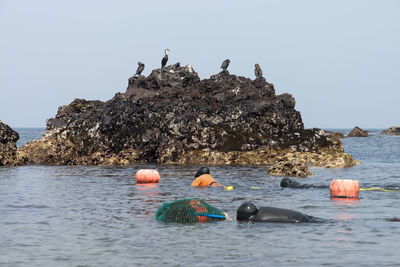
[1,129,400,266]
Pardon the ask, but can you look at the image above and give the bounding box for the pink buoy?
[135,169,160,184]
[330,179,359,198]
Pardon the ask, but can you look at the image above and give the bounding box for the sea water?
[0,128,399,266]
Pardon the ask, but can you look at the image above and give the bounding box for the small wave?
[6,204,50,209]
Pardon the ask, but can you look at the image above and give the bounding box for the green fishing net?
[155,198,226,223]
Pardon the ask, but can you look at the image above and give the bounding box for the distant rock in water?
[19,64,359,169]
[381,126,400,136]
[327,132,345,139]
[347,126,368,137]
[0,121,26,166]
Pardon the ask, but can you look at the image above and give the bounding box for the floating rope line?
[360,187,400,192]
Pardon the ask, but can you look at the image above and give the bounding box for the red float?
[330,179,359,198]
[135,169,160,184]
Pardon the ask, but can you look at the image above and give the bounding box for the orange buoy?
[330,179,359,198]
[135,169,160,184]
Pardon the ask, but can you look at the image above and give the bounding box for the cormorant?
[136,62,145,75]
[254,64,263,78]
[161,49,169,68]
[221,59,230,71]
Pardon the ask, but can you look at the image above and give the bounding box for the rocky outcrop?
[347,126,368,137]
[0,121,26,166]
[20,64,359,169]
[266,143,361,178]
[381,126,400,136]
[268,158,311,178]
[327,132,345,139]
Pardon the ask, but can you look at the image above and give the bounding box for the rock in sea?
[19,64,360,174]
[327,132,345,140]
[268,157,312,178]
[381,126,400,136]
[347,126,368,137]
[0,121,26,166]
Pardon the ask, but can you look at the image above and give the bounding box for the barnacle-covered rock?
[20,64,359,168]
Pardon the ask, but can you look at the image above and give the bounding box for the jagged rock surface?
[381,126,400,136]
[327,132,345,139]
[0,121,26,166]
[268,158,312,178]
[347,126,368,137]
[20,64,359,168]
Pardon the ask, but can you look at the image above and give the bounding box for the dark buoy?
[161,49,169,68]
[254,64,263,78]
[221,59,230,71]
[136,62,145,75]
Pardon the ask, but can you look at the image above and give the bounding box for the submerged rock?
[347,126,368,137]
[0,121,26,166]
[20,64,359,169]
[381,126,400,136]
[266,147,361,178]
[268,158,311,178]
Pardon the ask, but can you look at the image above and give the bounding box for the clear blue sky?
[0,0,399,128]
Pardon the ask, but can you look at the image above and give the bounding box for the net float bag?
[156,198,226,223]
[135,169,160,184]
[330,179,359,198]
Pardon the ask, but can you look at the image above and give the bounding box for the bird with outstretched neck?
[161,49,169,68]
[254,64,263,78]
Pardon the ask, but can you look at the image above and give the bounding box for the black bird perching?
[221,59,230,72]
[254,64,263,78]
[136,62,145,75]
[161,49,169,68]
